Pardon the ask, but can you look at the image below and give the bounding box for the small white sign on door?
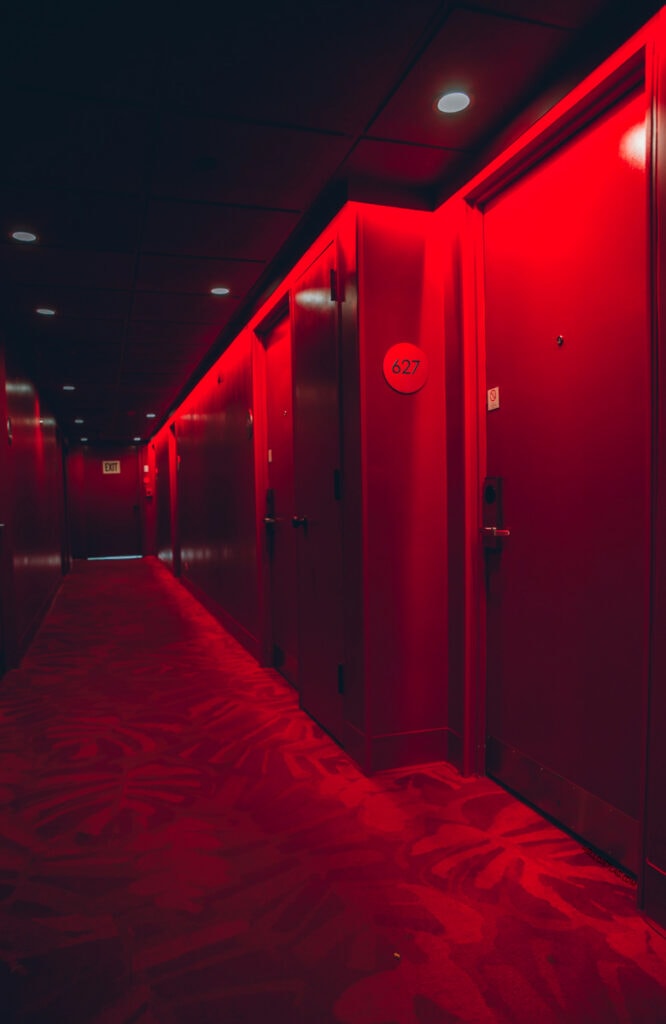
[487,386,500,412]
[103,460,121,474]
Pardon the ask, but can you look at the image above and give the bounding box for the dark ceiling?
[0,0,659,445]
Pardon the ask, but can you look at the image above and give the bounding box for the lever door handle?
[480,526,511,538]
[291,515,308,529]
[264,515,278,526]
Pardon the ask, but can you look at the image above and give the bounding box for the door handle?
[480,526,511,538]
[291,515,308,529]
[263,515,279,526]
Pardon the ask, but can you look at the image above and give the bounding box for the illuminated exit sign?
[102,460,121,474]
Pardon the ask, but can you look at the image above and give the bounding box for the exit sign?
[103,460,121,474]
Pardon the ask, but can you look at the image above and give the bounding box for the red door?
[292,243,345,742]
[262,309,299,685]
[482,89,649,871]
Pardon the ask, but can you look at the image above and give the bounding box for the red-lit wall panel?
[154,429,173,570]
[357,206,449,770]
[644,5,666,929]
[176,331,258,653]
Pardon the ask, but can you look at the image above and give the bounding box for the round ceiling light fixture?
[210,286,230,295]
[436,91,471,114]
[12,230,37,242]
[36,307,56,316]
[62,385,76,391]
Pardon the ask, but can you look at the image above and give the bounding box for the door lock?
[480,526,511,538]
[481,476,510,549]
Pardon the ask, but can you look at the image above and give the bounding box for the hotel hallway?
[1,558,666,1023]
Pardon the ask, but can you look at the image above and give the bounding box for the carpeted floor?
[1,557,665,1023]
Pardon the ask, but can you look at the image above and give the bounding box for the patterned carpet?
[1,557,665,1023]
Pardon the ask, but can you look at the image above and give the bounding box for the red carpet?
[1,557,665,1023]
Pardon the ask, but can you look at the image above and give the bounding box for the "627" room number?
[383,343,430,394]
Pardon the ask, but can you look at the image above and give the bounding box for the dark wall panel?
[3,351,64,662]
[177,331,258,651]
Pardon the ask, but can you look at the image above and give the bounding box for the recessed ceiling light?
[133,436,141,442]
[62,385,75,391]
[74,418,84,424]
[210,286,230,296]
[436,91,471,114]
[36,307,56,316]
[80,437,88,442]
[12,230,37,242]
[146,412,156,419]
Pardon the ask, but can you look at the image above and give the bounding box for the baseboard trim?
[643,861,666,931]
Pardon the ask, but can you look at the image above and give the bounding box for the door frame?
[253,293,292,670]
[457,30,655,898]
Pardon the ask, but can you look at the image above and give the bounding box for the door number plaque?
[383,343,429,394]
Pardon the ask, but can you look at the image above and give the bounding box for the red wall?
[154,429,173,569]
[644,5,666,930]
[1,346,65,667]
[357,206,449,771]
[149,206,450,774]
[67,447,142,559]
[175,330,258,653]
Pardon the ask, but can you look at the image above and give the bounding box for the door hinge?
[337,664,345,695]
[333,468,342,501]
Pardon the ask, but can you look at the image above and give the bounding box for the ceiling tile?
[160,2,442,133]
[1,93,153,194]
[367,9,571,150]
[142,200,300,260]
[15,318,125,347]
[126,321,220,349]
[135,253,263,297]
[130,291,237,324]
[464,1,607,29]
[0,244,136,290]
[0,7,163,105]
[0,188,144,253]
[4,285,132,320]
[152,117,351,210]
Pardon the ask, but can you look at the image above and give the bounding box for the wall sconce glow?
[12,230,37,242]
[295,288,330,309]
[436,91,471,114]
[62,385,76,391]
[36,307,56,316]
[210,286,230,295]
[620,121,646,169]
